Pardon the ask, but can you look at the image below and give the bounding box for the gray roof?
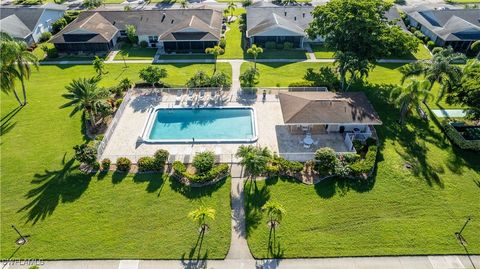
[385,6,408,32]
[51,9,222,44]
[278,92,382,125]
[0,4,66,39]
[407,8,480,41]
[246,2,314,37]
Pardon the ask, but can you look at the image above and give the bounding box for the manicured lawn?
[219,8,245,59]
[251,49,309,60]
[311,44,335,59]
[158,54,214,60]
[245,79,480,258]
[0,63,231,259]
[114,43,157,60]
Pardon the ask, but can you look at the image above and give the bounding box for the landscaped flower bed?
[172,151,230,186]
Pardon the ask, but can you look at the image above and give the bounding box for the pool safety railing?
[97,86,135,160]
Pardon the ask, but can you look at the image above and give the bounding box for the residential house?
[0,3,67,45]
[50,9,223,54]
[405,7,480,51]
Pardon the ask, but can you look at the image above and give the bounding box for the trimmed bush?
[138,156,156,172]
[288,80,314,87]
[116,157,131,172]
[51,17,67,34]
[139,40,148,48]
[314,147,338,176]
[115,98,123,108]
[276,43,284,50]
[154,149,169,169]
[427,40,435,50]
[265,42,276,49]
[365,137,377,146]
[219,38,226,49]
[444,124,480,151]
[193,151,215,175]
[92,161,100,171]
[349,146,377,176]
[283,42,293,49]
[342,153,360,164]
[73,144,97,165]
[352,139,364,152]
[101,158,111,171]
[39,31,52,43]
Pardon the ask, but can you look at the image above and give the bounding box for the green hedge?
[138,157,157,172]
[444,124,480,151]
[172,161,229,183]
[349,145,377,176]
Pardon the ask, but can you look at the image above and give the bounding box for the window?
[148,36,158,43]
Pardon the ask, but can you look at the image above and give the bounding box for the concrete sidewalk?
[3,255,478,269]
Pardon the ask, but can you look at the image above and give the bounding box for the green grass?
[245,80,480,258]
[158,54,214,60]
[251,49,309,60]
[0,63,232,259]
[33,43,104,62]
[311,44,335,59]
[218,8,245,59]
[114,44,157,60]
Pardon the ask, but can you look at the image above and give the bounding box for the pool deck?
[101,90,350,163]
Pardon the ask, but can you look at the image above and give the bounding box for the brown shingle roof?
[51,12,118,43]
[278,92,382,125]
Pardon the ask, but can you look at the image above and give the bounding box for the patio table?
[303,137,314,145]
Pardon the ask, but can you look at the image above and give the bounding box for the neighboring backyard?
[0,64,232,259]
[311,43,431,60]
[245,74,480,257]
[114,43,157,60]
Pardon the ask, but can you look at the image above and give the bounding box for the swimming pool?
[142,107,257,143]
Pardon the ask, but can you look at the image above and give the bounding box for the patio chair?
[209,91,217,105]
[199,90,206,102]
[175,90,182,104]
[303,143,311,149]
[313,140,319,146]
[299,139,304,145]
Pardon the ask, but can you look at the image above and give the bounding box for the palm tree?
[12,41,39,106]
[247,44,263,70]
[188,206,216,234]
[282,0,297,5]
[235,145,271,180]
[227,2,236,20]
[179,0,187,8]
[399,61,424,85]
[262,201,286,232]
[205,46,224,74]
[61,77,108,129]
[0,38,23,106]
[470,40,480,59]
[390,78,432,124]
[92,56,107,75]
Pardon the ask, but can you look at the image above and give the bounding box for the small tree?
[247,44,263,70]
[193,151,216,175]
[262,201,286,229]
[227,2,237,20]
[205,46,224,74]
[139,66,167,88]
[188,206,216,234]
[235,145,271,180]
[92,56,107,75]
[73,143,97,165]
[51,17,67,34]
[240,67,259,87]
[125,24,137,44]
[314,147,338,176]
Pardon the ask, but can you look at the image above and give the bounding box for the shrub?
[349,146,378,176]
[283,42,293,49]
[288,80,314,87]
[444,124,480,151]
[51,18,67,34]
[101,158,111,171]
[365,137,377,146]
[304,67,340,90]
[154,149,169,168]
[46,47,58,58]
[341,153,360,164]
[138,156,156,172]
[172,160,187,178]
[242,0,252,7]
[39,31,52,43]
[193,151,215,174]
[413,30,425,40]
[219,38,226,49]
[314,147,338,176]
[352,139,364,152]
[265,42,276,49]
[92,161,100,171]
[73,144,97,165]
[116,157,131,172]
[276,43,284,50]
[115,98,123,108]
[427,40,435,50]
[139,40,148,48]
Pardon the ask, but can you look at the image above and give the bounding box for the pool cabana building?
[278,91,382,152]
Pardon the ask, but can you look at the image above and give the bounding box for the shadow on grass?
[267,225,284,259]
[181,230,209,269]
[169,176,226,199]
[112,171,128,184]
[133,173,166,195]
[244,179,271,238]
[18,155,91,224]
[314,175,376,199]
[1,106,23,140]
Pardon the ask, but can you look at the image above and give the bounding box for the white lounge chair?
[175,90,182,103]
[303,143,311,149]
[199,90,205,102]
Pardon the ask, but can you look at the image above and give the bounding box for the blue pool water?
[147,108,256,142]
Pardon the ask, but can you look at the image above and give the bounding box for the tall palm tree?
[12,41,39,105]
[247,44,263,70]
[205,46,224,74]
[227,2,236,20]
[390,78,432,124]
[188,206,216,234]
[399,61,424,85]
[0,39,23,106]
[61,77,108,128]
[92,56,107,75]
[262,201,286,230]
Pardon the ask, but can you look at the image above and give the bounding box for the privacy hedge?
[444,124,480,151]
[349,146,378,176]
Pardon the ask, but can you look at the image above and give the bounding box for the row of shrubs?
[265,156,304,177]
[104,149,169,173]
[172,161,230,183]
[443,124,480,151]
[264,41,294,50]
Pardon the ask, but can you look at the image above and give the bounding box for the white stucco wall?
[31,9,65,43]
